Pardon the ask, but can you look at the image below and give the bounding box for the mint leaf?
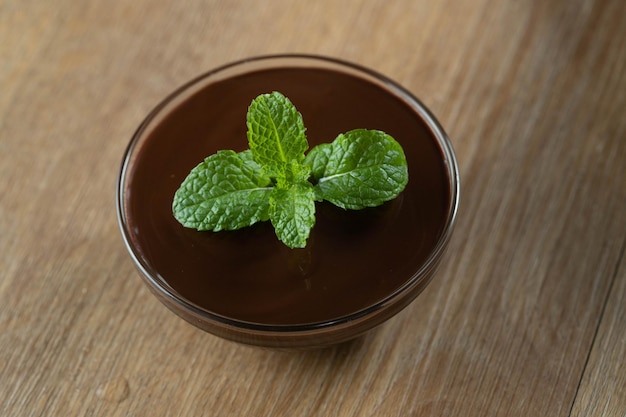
[269,183,316,248]
[305,129,408,209]
[246,92,308,181]
[173,150,272,231]
[173,92,409,249]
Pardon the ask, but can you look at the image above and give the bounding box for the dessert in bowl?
[116,54,459,349]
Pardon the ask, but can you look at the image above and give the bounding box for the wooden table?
[2,1,625,415]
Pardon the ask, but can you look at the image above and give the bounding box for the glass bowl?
[116,54,460,349]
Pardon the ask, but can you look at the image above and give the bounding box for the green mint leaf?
[305,129,408,209]
[269,183,316,248]
[173,150,272,231]
[246,92,308,180]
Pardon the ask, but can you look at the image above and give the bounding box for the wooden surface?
[1,0,625,415]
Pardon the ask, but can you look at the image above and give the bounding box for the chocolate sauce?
[125,67,451,325]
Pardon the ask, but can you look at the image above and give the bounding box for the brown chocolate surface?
[125,67,451,325]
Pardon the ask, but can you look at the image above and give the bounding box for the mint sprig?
[173,91,409,248]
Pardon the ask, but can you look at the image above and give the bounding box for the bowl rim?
[116,53,460,334]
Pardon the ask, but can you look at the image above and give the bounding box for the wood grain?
[571,254,626,417]
[1,0,625,416]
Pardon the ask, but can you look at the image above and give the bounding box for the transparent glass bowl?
[116,54,460,349]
